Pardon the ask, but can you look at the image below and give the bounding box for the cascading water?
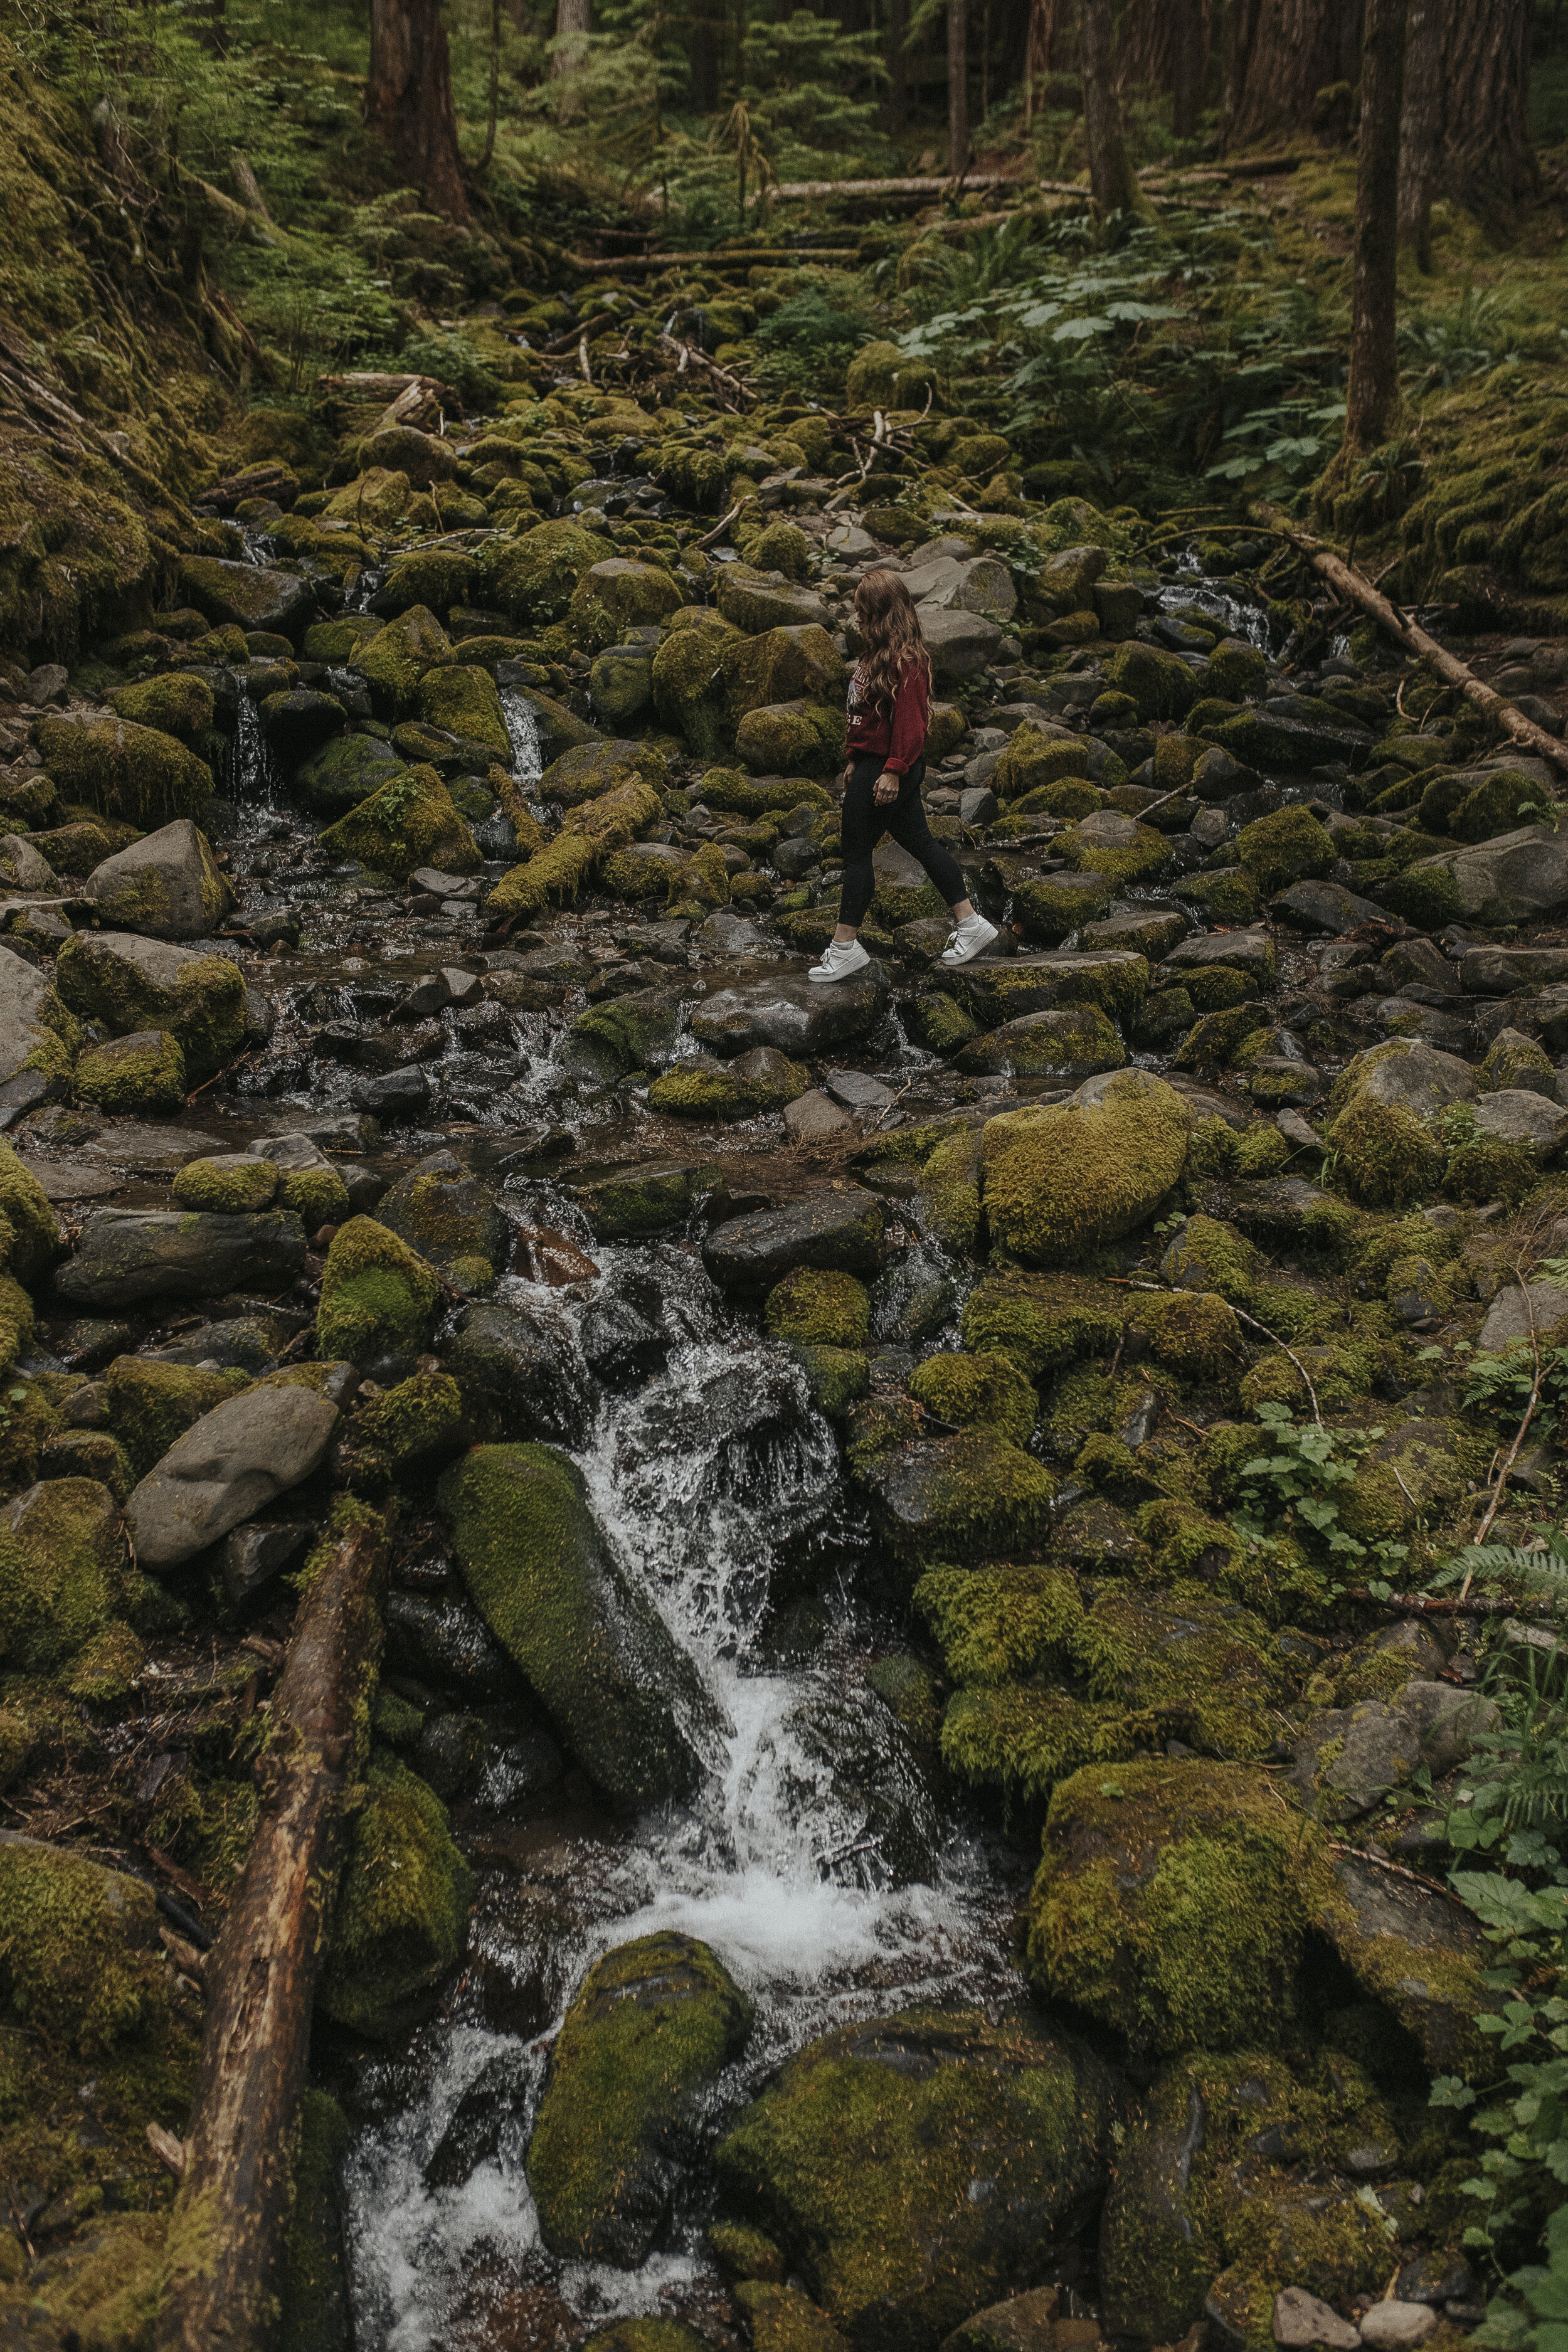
[231,689,281,810]
[499,687,544,795]
[344,1241,1020,2349]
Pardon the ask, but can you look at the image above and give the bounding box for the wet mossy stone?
[590,644,655,727]
[34,711,213,829]
[103,670,215,751]
[734,2281,849,2350]
[581,2326,710,2352]
[294,731,408,818]
[320,762,480,885]
[171,1153,279,1214]
[907,1352,1036,1446]
[1234,805,1336,895]
[317,1752,473,2040]
[992,725,1103,803]
[1028,1758,1335,2056]
[789,1344,872,1422]
[736,700,846,778]
[541,737,668,807]
[568,558,686,654]
[438,1443,721,1808]
[104,1357,250,1479]
[652,612,746,757]
[722,624,847,723]
[416,662,511,758]
[650,1044,807,1122]
[1328,1094,1443,1208]
[704,1189,886,1293]
[0,1141,61,1287]
[315,1216,440,1364]
[55,931,246,1082]
[955,1004,1125,1083]
[960,1271,1123,1381]
[0,1833,176,2053]
[765,1268,871,1349]
[55,1209,307,1311]
[348,605,452,722]
[1160,1214,1261,1305]
[1009,869,1117,944]
[179,553,315,640]
[561,986,684,1082]
[0,1476,135,1676]
[713,2006,1118,2352]
[860,1428,1054,1574]
[982,1070,1190,1265]
[375,1158,509,1295]
[1055,809,1168,886]
[526,1931,753,2265]
[81,817,233,941]
[475,519,615,628]
[1103,640,1202,721]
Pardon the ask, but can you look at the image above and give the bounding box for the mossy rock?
[349,605,453,721]
[960,1271,1123,1380]
[1055,812,1168,886]
[277,1162,351,1229]
[317,1752,473,2039]
[908,1351,1036,1446]
[34,712,212,828]
[315,1216,441,1364]
[438,1443,720,1808]
[0,1836,177,2053]
[651,613,747,758]
[416,663,511,758]
[0,1141,62,1286]
[982,1071,1190,1265]
[475,519,614,628]
[294,732,408,818]
[788,1343,872,1421]
[1102,640,1202,721]
[375,1160,509,1295]
[105,1357,249,1478]
[765,1268,871,1349]
[1133,1290,1242,1381]
[320,762,480,884]
[1328,1094,1442,1209]
[55,933,245,1083]
[1234,805,1336,894]
[527,1931,753,2264]
[857,1424,1055,1574]
[1160,1214,1262,1305]
[568,558,686,654]
[713,2006,1117,2352]
[379,544,475,615]
[170,1153,279,1213]
[992,726,1103,804]
[0,1477,137,1677]
[347,1372,466,1487]
[736,699,846,778]
[104,670,215,751]
[723,624,847,723]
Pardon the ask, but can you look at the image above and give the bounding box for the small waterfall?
[500,688,544,793]
[342,1244,1017,2348]
[232,690,280,809]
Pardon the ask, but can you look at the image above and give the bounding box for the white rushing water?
[344,1241,1020,2349]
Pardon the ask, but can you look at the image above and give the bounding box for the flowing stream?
[342,1237,1024,2349]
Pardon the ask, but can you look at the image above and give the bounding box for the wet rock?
[1272,2289,1360,2349]
[779,1687,939,1886]
[56,1207,307,1310]
[785,1089,854,1142]
[0,1476,134,1675]
[1478,1275,1568,1351]
[349,1065,432,1120]
[55,931,247,1081]
[527,1932,752,2265]
[1271,878,1384,933]
[1319,1850,1495,2075]
[714,2008,1116,2352]
[861,1427,1054,1572]
[440,1443,723,1806]
[376,1155,509,1291]
[919,607,1012,680]
[692,969,890,1058]
[318,1749,472,2038]
[383,1589,520,1698]
[956,1006,1125,1081]
[446,1301,594,1443]
[294,732,407,817]
[704,1187,885,1291]
[179,554,315,639]
[1288,1683,1496,1821]
[0,945,77,1092]
[580,1278,669,1387]
[126,1381,341,1568]
[1397,822,1568,924]
[571,1161,701,1241]
[422,2043,533,2190]
[315,1216,440,1364]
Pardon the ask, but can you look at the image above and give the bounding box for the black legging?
[837,753,967,930]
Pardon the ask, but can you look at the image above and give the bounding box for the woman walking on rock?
[809,569,999,982]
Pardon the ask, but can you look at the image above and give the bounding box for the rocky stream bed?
[0,355,1560,2352]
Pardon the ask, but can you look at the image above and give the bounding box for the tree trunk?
[154,1511,391,2352]
[1080,0,1143,218]
[1171,0,1207,137]
[1339,0,1408,468]
[1396,0,1441,267]
[553,0,591,73]
[364,0,469,224]
[1023,0,1054,124]
[948,0,969,174]
[1441,0,1535,230]
[1226,0,1362,149]
[1117,0,1208,131]
[887,0,908,129]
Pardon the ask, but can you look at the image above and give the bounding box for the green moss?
[1056,815,1167,885]
[908,1352,1036,1446]
[67,1620,147,1703]
[348,1373,465,1486]
[0,1840,174,2053]
[320,761,480,884]
[916,1125,983,1253]
[1135,1290,1242,1380]
[960,1271,1122,1379]
[170,1153,278,1213]
[416,662,511,756]
[1028,1759,1332,2052]
[765,1268,871,1349]
[1234,805,1336,894]
[916,1561,1084,1688]
[276,1164,351,1228]
[35,712,211,827]
[527,1930,753,2261]
[0,1140,60,1285]
[476,521,617,628]
[74,1028,188,1116]
[982,1073,1190,1264]
[315,1216,441,1364]
[735,699,846,777]
[105,670,215,750]
[993,727,1104,804]
[0,1477,137,1676]
[1103,640,1201,721]
[55,936,245,1083]
[1009,869,1116,942]
[1328,1094,1442,1208]
[318,1752,472,2039]
[861,1426,1056,1573]
[906,994,980,1054]
[105,1357,248,1478]
[278,2089,352,2352]
[1378,859,1466,930]
[788,1343,871,1421]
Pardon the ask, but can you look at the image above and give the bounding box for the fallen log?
[566,247,865,273]
[154,1503,391,2352]
[1251,497,1568,776]
[764,171,1020,201]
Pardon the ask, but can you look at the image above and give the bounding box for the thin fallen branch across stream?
[154,1506,390,2352]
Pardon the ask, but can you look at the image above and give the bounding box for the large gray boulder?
[0,945,76,1089]
[918,607,1010,681]
[55,932,248,1081]
[178,554,315,640]
[691,970,889,1059]
[55,1208,307,1309]
[1401,822,1568,923]
[126,1382,341,1568]
[1350,1037,1476,1117]
[901,554,1017,623]
[1479,1276,1568,1352]
[702,1187,885,1292]
[1471,1088,1568,1160]
[81,819,234,941]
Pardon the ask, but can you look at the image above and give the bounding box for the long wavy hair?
[853,569,933,719]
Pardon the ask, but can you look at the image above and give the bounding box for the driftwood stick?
[154,1506,391,2352]
[1250,497,1568,776]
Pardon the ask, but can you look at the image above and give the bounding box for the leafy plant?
[1234,1401,1409,1582]
[753,283,877,391]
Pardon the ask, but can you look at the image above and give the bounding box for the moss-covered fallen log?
[155,1502,391,2352]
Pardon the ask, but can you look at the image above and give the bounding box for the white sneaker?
[808,938,871,983]
[939,913,999,967]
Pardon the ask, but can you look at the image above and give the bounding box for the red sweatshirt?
[845,660,930,776]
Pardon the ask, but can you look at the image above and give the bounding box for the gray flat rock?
[1479,1276,1568,1352]
[127,1383,341,1568]
[55,1208,308,1310]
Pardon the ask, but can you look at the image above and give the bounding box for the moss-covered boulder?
[907,1352,1036,1447]
[1103,640,1202,721]
[55,932,245,1082]
[527,1932,753,2265]
[177,553,315,639]
[294,732,408,818]
[320,763,480,883]
[476,519,613,628]
[0,1141,62,1286]
[1056,809,1168,886]
[0,1835,178,2053]
[171,1153,279,1213]
[1234,805,1336,894]
[375,1158,509,1293]
[982,1070,1190,1264]
[723,625,848,721]
[765,1268,871,1349]
[80,817,233,941]
[378,541,473,615]
[714,2007,1117,2351]
[567,558,686,653]
[317,1752,473,2038]
[438,1443,721,1807]
[34,711,212,828]
[349,605,452,721]
[0,1478,135,1676]
[315,1216,441,1364]
[105,670,215,751]
[652,611,746,757]
[73,1027,187,1115]
[1028,1759,1332,2055]
[736,700,846,777]
[104,1357,249,1478]
[416,663,511,758]
[992,726,1107,803]
[857,1425,1055,1573]
[845,341,938,409]
[649,1044,805,1121]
